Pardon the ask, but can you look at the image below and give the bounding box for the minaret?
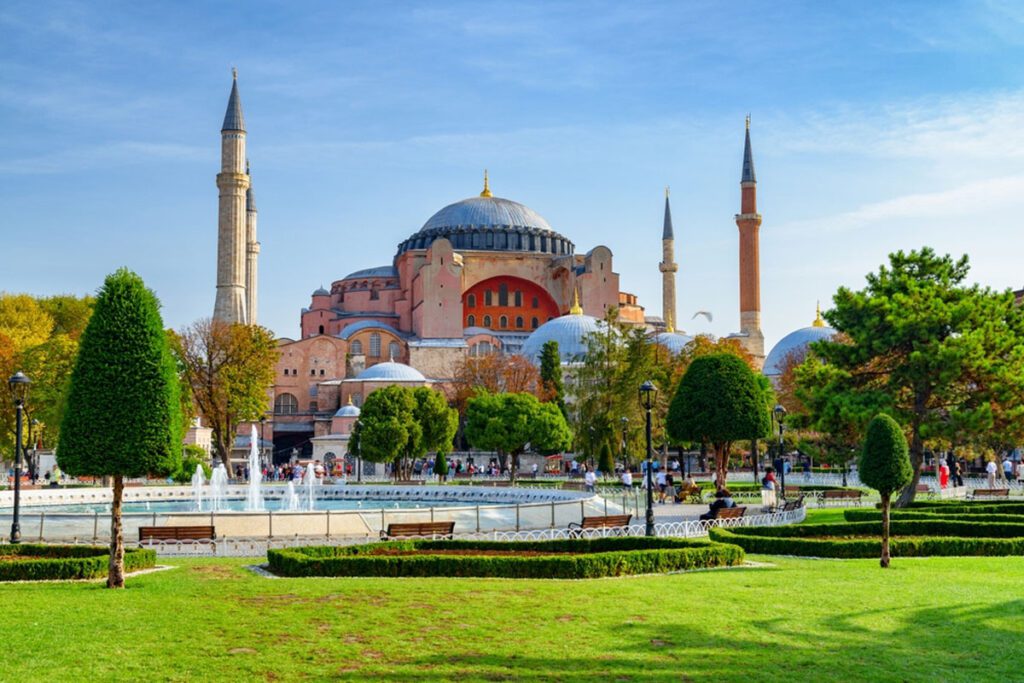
[735,116,765,365]
[245,160,260,325]
[213,69,250,324]
[658,187,678,332]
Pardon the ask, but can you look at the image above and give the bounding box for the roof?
[742,119,756,183]
[342,265,398,281]
[763,324,837,376]
[222,72,245,132]
[663,192,674,240]
[355,361,427,382]
[334,403,361,418]
[652,331,694,355]
[337,320,407,340]
[519,313,604,364]
[312,286,330,296]
[422,196,553,232]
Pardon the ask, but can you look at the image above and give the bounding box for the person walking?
[1002,456,1013,483]
[986,459,998,488]
[583,468,597,493]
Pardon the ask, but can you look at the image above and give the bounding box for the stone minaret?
[658,187,678,332]
[213,69,250,324]
[245,161,259,325]
[735,117,765,366]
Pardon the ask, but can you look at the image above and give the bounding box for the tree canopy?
[539,340,567,419]
[859,413,912,568]
[355,385,457,479]
[666,353,771,487]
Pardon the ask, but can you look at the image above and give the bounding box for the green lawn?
[1,551,1022,681]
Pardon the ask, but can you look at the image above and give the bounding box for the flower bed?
[0,544,156,581]
[267,537,745,579]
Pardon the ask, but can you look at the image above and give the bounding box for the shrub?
[0,544,156,582]
[844,509,1024,524]
[267,537,745,579]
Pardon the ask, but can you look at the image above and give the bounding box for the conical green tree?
[859,414,912,568]
[539,340,567,418]
[58,269,182,588]
[597,440,615,479]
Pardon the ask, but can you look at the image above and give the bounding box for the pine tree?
[539,340,567,418]
[58,269,182,588]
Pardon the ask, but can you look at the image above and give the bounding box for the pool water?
[22,498,471,514]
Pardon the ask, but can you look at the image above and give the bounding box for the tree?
[667,353,771,489]
[859,414,912,568]
[539,340,567,418]
[449,352,542,415]
[597,440,615,478]
[410,386,458,479]
[795,248,1024,506]
[464,392,572,483]
[57,269,182,588]
[173,318,278,470]
[356,385,419,478]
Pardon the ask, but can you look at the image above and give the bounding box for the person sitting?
[761,467,778,510]
[675,475,700,503]
[699,489,736,520]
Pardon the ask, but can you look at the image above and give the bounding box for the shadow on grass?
[328,599,1024,682]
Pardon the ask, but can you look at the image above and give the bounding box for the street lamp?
[639,381,658,537]
[8,371,31,544]
[620,416,629,472]
[772,404,787,497]
[259,415,268,470]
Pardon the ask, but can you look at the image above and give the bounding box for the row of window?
[467,314,544,330]
[466,287,540,309]
[283,368,329,377]
[349,335,401,359]
[273,392,364,415]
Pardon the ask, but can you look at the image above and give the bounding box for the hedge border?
[709,522,1024,558]
[267,537,745,579]
[0,544,156,582]
[844,509,1024,524]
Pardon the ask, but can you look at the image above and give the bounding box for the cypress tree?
[859,414,912,568]
[539,340,567,419]
[58,269,182,588]
[597,440,615,479]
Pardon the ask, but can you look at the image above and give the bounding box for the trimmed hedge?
[907,502,1024,515]
[844,509,1024,524]
[0,544,156,582]
[267,537,745,579]
[709,522,1024,558]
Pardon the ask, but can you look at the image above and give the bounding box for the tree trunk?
[714,444,728,490]
[510,452,519,484]
[108,474,125,588]
[698,441,708,473]
[880,491,891,568]
[895,430,924,508]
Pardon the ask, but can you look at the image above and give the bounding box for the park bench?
[138,526,216,543]
[821,490,863,506]
[969,488,1010,500]
[567,514,633,537]
[380,521,455,540]
[708,506,747,520]
[673,482,703,503]
[780,497,805,513]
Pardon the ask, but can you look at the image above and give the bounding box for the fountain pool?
[27,497,470,514]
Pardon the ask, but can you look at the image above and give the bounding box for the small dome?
[764,324,837,377]
[652,331,694,355]
[334,403,361,418]
[356,361,427,382]
[312,286,330,297]
[520,313,603,364]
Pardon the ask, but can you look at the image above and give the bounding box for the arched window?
[498,284,508,306]
[369,332,381,357]
[388,341,401,360]
[499,316,508,329]
[274,393,298,415]
[472,341,493,356]
[350,340,363,355]
[532,296,539,308]
[484,290,493,306]
[515,316,523,329]
[467,314,476,327]
[282,369,289,376]
[318,325,325,335]
[483,315,492,328]
[514,290,522,307]
[467,294,476,308]
[352,393,363,407]
[531,317,539,329]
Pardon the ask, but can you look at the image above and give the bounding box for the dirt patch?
[189,565,237,578]
[367,548,572,557]
[0,555,54,562]
[229,647,258,655]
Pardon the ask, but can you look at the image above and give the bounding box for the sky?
[2,1,1023,350]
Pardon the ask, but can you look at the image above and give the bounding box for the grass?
[1,550,1022,681]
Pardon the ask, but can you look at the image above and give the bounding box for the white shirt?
[584,471,596,486]
[656,472,667,486]
[986,461,998,474]
[621,471,633,486]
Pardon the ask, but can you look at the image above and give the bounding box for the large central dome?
[395,184,574,258]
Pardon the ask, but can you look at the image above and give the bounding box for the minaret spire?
[659,188,678,333]
[213,70,250,324]
[735,117,764,366]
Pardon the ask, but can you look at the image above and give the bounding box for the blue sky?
[2,1,1023,349]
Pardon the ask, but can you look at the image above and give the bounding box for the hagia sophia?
[211,74,834,462]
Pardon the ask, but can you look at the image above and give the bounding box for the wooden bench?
[138,526,216,543]
[568,514,633,536]
[380,521,455,540]
[969,488,1010,500]
[780,497,805,513]
[709,506,747,520]
[821,490,863,505]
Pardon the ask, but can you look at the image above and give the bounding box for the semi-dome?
[652,331,694,355]
[520,305,603,364]
[312,286,330,296]
[764,309,837,377]
[395,177,574,258]
[355,361,427,382]
[334,402,361,418]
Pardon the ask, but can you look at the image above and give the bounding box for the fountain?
[210,463,228,511]
[191,464,206,512]
[245,425,263,511]
[304,464,318,511]
[285,480,301,511]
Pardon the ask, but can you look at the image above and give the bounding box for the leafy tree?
[0,294,54,351]
[464,392,572,482]
[539,340,567,418]
[356,385,419,479]
[172,318,278,470]
[795,248,1024,505]
[449,352,542,415]
[667,353,771,489]
[57,269,182,588]
[38,294,95,339]
[410,386,458,479]
[173,444,212,484]
[859,414,912,568]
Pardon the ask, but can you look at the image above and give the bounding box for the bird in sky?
[692,310,713,323]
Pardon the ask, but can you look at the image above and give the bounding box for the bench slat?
[139,526,215,542]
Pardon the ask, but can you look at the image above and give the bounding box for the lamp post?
[27,418,40,483]
[8,371,30,544]
[620,416,629,472]
[259,415,268,470]
[772,404,787,497]
[639,381,658,537]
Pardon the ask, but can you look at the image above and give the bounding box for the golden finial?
[347,395,354,406]
[480,169,492,198]
[745,114,750,130]
[812,301,825,327]
[569,287,583,315]
[232,67,238,81]
[665,312,674,334]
